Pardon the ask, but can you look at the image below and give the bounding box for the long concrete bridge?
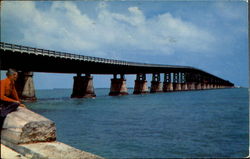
[0,42,234,100]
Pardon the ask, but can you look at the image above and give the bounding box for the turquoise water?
[26,88,249,158]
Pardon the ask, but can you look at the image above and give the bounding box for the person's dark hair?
[6,68,17,77]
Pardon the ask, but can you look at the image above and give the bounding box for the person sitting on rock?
[0,69,26,130]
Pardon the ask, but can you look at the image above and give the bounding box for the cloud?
[214,1,247,20]
[1,1,216,59]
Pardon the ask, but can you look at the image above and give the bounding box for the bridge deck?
[0,42,230,83]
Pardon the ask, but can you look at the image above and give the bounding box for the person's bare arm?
[19,104,26,108]
[12,87,20,102]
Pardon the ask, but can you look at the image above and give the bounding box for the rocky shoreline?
[1,107,103,159]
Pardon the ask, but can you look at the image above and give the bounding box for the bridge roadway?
[0,42,223,76]
[0,42,234,100]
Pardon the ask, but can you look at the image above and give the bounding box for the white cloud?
[1,1,216,59]
[214,1,246,20]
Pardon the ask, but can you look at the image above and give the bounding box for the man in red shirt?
[0,69,26,130]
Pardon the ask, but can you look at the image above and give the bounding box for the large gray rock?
[1,107,56,144]
[1,107,104,159]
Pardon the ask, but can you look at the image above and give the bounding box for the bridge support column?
[218,85,221,89]
[163,73,173,92]
[163,82,173,92]
[207,83,211,89]
[186,73,195,90]
[15,71,36,101]
[214,84,218,89]
[180,72,187,91]
[109,74,128,96]
[187,82,196,90]
[71,73,96,98]
[181,83,188,91]
[175,83,182,91]
[205,83,208,89]
[133,74,148,94]
[210,84,214,89]
[196,83,202,90]
[150,73,162,93]
[195,74,201,90]
[201,83,207,89]
[173,72,182,91]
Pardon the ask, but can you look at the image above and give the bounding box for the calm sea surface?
[26,88,249,158]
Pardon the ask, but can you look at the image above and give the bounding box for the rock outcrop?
[1,107,56,144]
[1,107,103,159]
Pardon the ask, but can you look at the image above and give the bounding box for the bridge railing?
[0,42,199,68]
[0,42,132,66]
[0,42,150,67]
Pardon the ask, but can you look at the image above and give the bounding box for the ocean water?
[26,88,249,158]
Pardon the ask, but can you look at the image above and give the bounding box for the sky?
[0,0,248,89]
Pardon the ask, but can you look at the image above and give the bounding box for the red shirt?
[0,78,20,102]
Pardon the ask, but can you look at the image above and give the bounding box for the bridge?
[0,42,234,100]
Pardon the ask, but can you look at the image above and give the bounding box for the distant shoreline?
[37,87,136,90]
[36,87,248,91]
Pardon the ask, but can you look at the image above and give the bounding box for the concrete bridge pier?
[210,79,215,89]
[71,73,96,98]
[163,82,174,92]
[188,82,196,90]
[194,74,201,90]
[219,82,224,88]
[133,73,149,94]
[206,83,211,89]
[214,80,218,89]
[163,73,173,92]
[150,73,163,93]
[204,78,209,89]
[185,73,195,91]
[203,83,208,89]
[199,76,206,90]
[205,83,209,89]
[210,83,214,89]
[214,84,217,89]
[213,84,218,89]
[173,72,182,91]
[175,84,182,91]
[204,83,207,89]
[196,83,202,90]
[181,83,188,91]
[180,73,188,91]
[109,74,128,96]
[199,83,203,90]
[207,78,212,89]
[15,71,36,101]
